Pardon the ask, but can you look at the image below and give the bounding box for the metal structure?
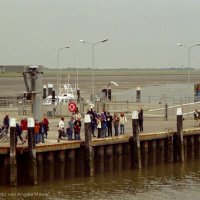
[23,66,43,120]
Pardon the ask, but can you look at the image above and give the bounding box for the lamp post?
[57,46,69,95]
[80,39,108,101]
[177,42,200,85]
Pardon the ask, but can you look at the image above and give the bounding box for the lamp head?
[79,40,85,43]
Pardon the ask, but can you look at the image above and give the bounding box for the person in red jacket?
[42,115,49,138]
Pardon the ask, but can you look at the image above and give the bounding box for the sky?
[0,0,200,69]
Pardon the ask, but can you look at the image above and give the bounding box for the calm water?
[1,160,200,200]
[114,83,194,104]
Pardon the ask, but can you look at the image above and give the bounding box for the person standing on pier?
[119,112,127,134]
[138,108,144,132]
[96,114,102,138]
[3,113,9,134]
[34,120,40,144]
[74,117,81,140]
[101,112,107,138]
[113,112,120,136]
[58,117,65,139]
[67,116,74,140]
[42,115,49,138]
[106,112,113,137]
[39,120,45,143]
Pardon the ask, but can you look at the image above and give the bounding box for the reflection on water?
[1,160,200,200]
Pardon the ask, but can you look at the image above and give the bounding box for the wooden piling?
[37,153,44,183]
[104,145,113,172]
[65,149,75,178]
[122,143,131,170]
[195,135,200,158]
[176,108,184,162]
[141,141,148,167]
[188,135,194,160]
[95,146,104,174]
[183,136,188,161]
[157,139,165,164]
[113,144,122,171]
[165,136,174,163]
[55,150,65,180]
[27,118,38,185]
[148,140,157,166]
[9,118,17,186]
[84,114,94,177]
[44,152,55,181]
[131,111,141,169]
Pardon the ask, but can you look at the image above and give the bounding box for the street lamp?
[177,42,200,85]
[57,46,70,95]
[80,39,108,101]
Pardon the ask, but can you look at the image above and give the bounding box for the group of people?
[57,107,145,140]
[58,109,82,140]
[87,108,128,138]
[1,113,49,145]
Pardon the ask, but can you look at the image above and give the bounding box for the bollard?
[164,104,168,121]
[136,87,141,103]
[84,114,94,176]
[27,118,38,185]
[47,83,53,96]
[132,111,141,169]
[52,89,56,104]
[10,118,17,186]
[176,108,184,162]
[43,85,47,99]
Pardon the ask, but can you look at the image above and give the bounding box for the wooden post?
[95,146,104,174]
[65,149,75,178]
[141,141,148,167]
[84,114,94,177]
[45,152,55,181]
[157,139,165,164]
[113,144,122,171]
[149,140,157,166]
[166,136,174,163]
[37,153,43,183]
[122,143,131,170]
[188,135,194,160]
[27,118,38,185]
[104,145,113,172]
[55,150,65,180]
[176,108,184,162]
[132,111,141,169]
[10,118,17,186]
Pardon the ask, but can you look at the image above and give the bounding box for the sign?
[68,102,77,112]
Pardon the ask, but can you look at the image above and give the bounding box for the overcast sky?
[0,0,200,69]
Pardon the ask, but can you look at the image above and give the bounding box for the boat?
[43,75,77,105]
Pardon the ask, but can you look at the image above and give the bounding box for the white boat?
[44,75,77,105]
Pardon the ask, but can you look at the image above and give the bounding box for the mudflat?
[0,69,199,99]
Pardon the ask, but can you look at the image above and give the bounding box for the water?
[1,160,200,200]
[114,83,195,104]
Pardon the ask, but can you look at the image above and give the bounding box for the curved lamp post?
[177,42,200,85]
[57,46,70,95]
[80,39,108,101]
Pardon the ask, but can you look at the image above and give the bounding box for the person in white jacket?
[119,113,127,134]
